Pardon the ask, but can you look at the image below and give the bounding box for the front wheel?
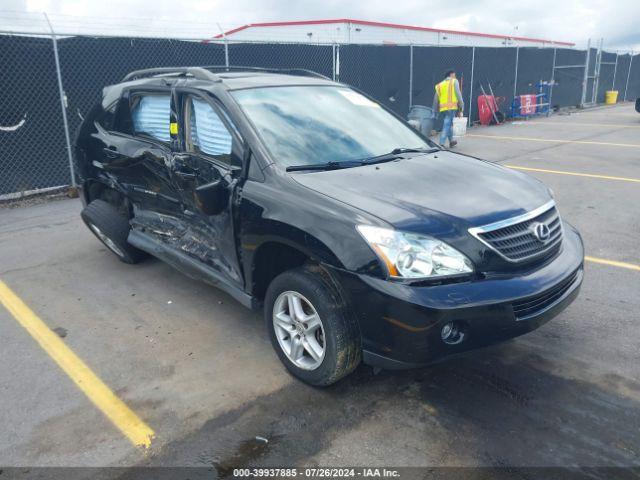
[264,265,361,386]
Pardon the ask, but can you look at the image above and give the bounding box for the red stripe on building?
[212,18,575,46]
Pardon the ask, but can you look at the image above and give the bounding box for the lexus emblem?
[531,222,551,243]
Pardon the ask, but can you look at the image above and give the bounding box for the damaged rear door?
[156,88,245,289]
[97,87,180,212]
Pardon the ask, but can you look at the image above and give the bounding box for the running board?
[128,230,258,310]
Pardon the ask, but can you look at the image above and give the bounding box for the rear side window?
[188,98,232,158]
[131,94,171,142]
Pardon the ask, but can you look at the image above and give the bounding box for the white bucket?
[407,119,421,131]
[452,117,467,137]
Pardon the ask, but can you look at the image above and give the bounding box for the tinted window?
[131,94,170,142]
[232,86,431,167]
[188,98,233,158]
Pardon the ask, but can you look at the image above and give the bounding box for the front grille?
[470,202,563,263]
[512,268,581,320]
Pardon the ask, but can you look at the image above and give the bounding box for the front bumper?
[328,222,584,369]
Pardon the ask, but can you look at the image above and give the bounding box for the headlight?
[356,225,474,280]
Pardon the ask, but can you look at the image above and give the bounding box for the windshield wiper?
[286,147,441,172]
[391,147,440,154]
[286,160,363,172]
[360,147,440,165]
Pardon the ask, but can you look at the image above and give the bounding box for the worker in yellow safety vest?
[432,69,464,148]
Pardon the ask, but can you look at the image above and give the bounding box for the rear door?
[97,87,180,214]
[168,88,246,287]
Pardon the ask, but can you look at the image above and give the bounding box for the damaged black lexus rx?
[75,67,584,386]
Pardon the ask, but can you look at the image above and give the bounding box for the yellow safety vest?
[436,78,458,112]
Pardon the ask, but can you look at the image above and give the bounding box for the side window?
[130,94,171,142]
[187,97,233,160]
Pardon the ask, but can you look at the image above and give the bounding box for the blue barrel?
[408,105,435,137]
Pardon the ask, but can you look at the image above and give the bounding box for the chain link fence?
[1,32,639,199]
[0,35,69,197]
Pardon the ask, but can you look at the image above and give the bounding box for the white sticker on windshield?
[338,89,380,108]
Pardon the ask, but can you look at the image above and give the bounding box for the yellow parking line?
[0,280,155,448]
[467,134,640,148]
[506,165,640,183]
[523,121,640,129]
[585,256,640,272]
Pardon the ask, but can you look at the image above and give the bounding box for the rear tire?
[264,265,361,386]
[81,199,146,264]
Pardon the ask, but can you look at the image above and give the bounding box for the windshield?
[231,86,433,167]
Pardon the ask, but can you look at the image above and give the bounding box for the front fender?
[238,178,386,281]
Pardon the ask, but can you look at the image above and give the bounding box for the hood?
[290,151,552,237]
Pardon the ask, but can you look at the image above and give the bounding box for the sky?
[1,0,639,50]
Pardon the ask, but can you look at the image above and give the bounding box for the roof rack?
[121,67,221,83]
[121,66,331,83]
[202,66,331,80]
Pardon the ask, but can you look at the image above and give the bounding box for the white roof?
[217,19,575,48]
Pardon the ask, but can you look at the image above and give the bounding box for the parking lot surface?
[0,102,639,473]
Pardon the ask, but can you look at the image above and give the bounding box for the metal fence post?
[612,51,619,89]
[43,13,76,190]
[580,39,591,107]
[467,46,475,127]
[591,38,603,104]
[217,23,229,69]
[335,44,340,82]
[624,51,634,101]
[408,44,413,109]
[332,43,336,81]
[548,48,557,116]
[513,46,520,100]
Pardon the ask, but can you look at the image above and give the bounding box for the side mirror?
[194,179,227,215]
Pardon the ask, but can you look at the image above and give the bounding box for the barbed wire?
[0,10,238,39]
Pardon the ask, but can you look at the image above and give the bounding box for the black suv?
[75,67,584,386]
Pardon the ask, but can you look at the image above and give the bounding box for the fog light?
[441,323,453,339]
[441,321,465,345]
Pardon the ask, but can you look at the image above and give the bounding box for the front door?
[166,89,246,289]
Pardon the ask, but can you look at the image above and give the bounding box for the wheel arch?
[83,179,131,218]
[249,239,316,302]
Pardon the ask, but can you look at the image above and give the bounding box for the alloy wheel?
[272,291,326,370]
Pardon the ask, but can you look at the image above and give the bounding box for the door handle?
[103,147,119,159]
[172,153,198,180]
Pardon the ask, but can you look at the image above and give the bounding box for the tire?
[264,265,361,386]
[81,199,146,264]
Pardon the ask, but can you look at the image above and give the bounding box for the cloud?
[1,0,638,50]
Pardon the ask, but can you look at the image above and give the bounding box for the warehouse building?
[216,19,575,48]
